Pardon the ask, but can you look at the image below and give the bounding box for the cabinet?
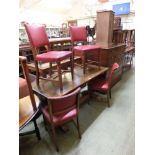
[95,10,126,86]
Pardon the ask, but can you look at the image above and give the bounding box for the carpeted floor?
[20,64,135,155]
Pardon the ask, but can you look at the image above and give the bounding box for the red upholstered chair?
[24,23,74,91]
[42,87,81,152]
[70,26,101,74]
[19,56,41,140]
[88,63,119,107]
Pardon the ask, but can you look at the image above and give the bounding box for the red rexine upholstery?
[107,63,119,86]
[36,51,72,62]
[42,87,81,124]
[24,24,49,47]
[73,44,100,52]
[89,63,119,107]
[42,107,78,126]
[70,26,87,42]
[91,79,108,91]
[19,77,29,99]
[41,87,81,152]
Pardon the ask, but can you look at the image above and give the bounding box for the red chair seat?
[42,106,78,126]
[73,45,100,52]
[90,79,109,92]
[36,51,72,62]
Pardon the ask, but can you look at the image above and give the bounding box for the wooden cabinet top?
[96,42,126,50]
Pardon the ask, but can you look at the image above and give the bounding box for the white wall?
[65,0,135,29]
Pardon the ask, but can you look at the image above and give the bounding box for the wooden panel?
[96,11,114,45]
[113,17,122,30]
[90,43,126,86]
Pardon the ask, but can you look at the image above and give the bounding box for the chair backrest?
[107,63,119,87]
[70,26,87,42]
[19,56,37,111]
[19,77,29,99]
[24,23,50,48]
[47,88,81,116]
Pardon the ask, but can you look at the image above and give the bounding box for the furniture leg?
[51,126,59,152]
[42,114,48,131]
[57,62,63,91]
[33,120,41,140]
[35,61,40,87]
[107,92,110,107]
[70,55,74,80]
[76,117,81,139]
[81,54,86,74]
[49,62,52,77]
[110,90,111,99]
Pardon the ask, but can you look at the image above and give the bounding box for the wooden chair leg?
[51,126,59,152]
[35,61,40,87]
[109,90,111,99]
[33,120,41,140]
[49,62,52,77]
[98,49,101,70]
[81,55,86,74]
[87,86,92,105]
[76,117,81,139]
[70,56,74,80]
[57,62,63,91]
[42,115,48,131]
[129,52,134,68]
[107,92,110,107]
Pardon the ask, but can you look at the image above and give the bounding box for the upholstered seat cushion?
[73,45,100,53]
[36,51,72,62]
[42,106,78,126]
[90,79,109,92]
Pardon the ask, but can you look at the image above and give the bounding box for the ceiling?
[20,0,78,13]
[19,0,134,25]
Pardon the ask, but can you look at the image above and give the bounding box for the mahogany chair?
[88,63,119,107]
[24,23,74,91]
[41,87,81,152]
[70,26,101,74]
[19,56,41,140]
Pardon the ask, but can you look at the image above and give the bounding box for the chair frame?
[24,23,74,91]
[19,56,41,140]
[42,87,81,152]
[88,63,119,107]
[70,26,101,74]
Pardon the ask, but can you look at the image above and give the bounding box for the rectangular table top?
[32,65,108,98]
